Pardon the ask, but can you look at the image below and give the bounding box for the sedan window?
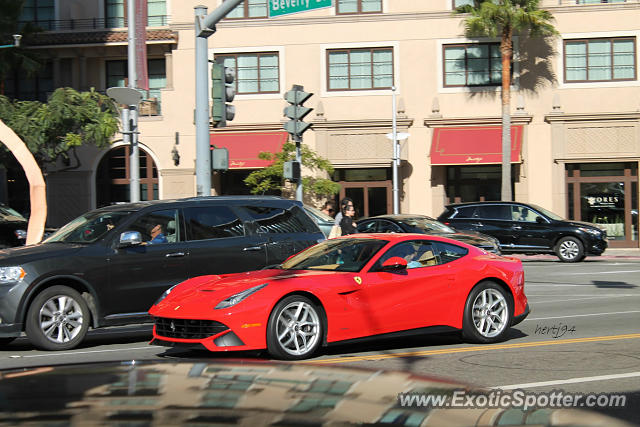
[357,221,378,233]
[374,240,440,269]
[282,238,388,272]
[434,241,468,264]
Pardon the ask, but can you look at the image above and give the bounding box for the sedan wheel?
[25,286,90,351]
[463,281,512,343]
[267,295,323,360]
[555,236,584,263]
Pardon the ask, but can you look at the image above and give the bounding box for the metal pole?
[195,5,211,197]
[295,135,302,202]
[127,0,140,202]
[391,86,399,214]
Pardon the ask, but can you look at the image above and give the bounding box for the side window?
[357,221,378,233]
[378,221,403,233]
[240,205,315,234]
[376,241,440,269]
[183,206,245,241]
[453,206,477,218]
[434,241,468,264]
[511,206,537,222]
[129,209,179,244]
[477,205,510,220]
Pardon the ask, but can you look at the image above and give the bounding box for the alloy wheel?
[559,240,580,261]
[275,301,321,356]
[37,295,85,344]
[471,288,508,338]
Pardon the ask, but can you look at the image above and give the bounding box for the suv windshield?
[529,204,564,221]
[44,211,133,244]
[282,238,388,272]
[0,205,27,222]
[398,217,455,233]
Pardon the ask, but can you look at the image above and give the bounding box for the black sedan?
[356,214,501,254]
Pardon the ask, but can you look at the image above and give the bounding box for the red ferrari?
[149,234,529,360]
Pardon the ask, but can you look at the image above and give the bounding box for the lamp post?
[0,34,22,49]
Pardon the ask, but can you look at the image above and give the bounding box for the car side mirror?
[380,256,407,271]
[119,231,142,247]
[536,216,545,224]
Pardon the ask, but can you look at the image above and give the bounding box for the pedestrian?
[339,202,357,235]
[321,200,336,217]
[334,197,354,226]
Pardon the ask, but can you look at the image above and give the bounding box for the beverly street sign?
[269,0,332,17]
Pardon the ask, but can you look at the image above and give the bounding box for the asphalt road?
[1,258,639,424]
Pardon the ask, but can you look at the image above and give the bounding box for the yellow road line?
[303,333,640,365]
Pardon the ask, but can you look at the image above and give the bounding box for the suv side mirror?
[119,231,142,247]
[380,256,407,271]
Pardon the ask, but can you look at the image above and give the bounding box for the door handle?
[471,222,483,227]
[165,252,185,257]
[512,225,522,230]
[243,246,263,251]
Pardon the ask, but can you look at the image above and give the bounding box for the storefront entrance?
[335,169,392,218]
[566,162,638,248]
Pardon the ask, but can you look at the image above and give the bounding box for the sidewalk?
[511,247,640,261]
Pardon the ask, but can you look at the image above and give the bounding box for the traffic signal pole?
[194,1,242,197]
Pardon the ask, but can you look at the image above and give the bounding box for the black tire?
[25,286,90,351]
[462,281,512,344]
[555,236,584,263]
[266,295,324,360]
[0,337,16,346]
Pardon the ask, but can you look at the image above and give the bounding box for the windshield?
[0,205,27,222]
[282,238,388,272]
[529,204,564,221]
[43,210,133,244]
[398,217,455,233]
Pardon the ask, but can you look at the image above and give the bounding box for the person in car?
[147,223,168,244]
[321,200,336,217]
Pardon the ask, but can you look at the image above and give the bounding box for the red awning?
[430,125,523,165]
[210,131,288,169]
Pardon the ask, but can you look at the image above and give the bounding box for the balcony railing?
[18,15,169,32]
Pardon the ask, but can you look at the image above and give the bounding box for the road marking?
[303,333,640,365]
[6,346,155,359]
[533,296,639,303]
[525,310,640,321]
[526,283,628,287]
[494,371,640,390]
[555,270,640,275]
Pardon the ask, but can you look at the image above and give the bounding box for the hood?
[0,242,85,265]
[564,220,603,230]
[0,360,632,427]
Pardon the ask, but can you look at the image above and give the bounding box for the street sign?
[269,0,332,17]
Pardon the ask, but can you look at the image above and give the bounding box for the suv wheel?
[555,236,584,263]
[25,286,90,351]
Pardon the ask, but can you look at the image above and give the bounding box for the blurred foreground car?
[357,214,501,254]
[150,234,529,360]
[0,196,323,351]
[0,360,632,427]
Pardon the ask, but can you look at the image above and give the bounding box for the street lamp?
[0,35,22,49]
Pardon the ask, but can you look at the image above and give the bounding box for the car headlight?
[0,266,26,283]
[14,230,27,240]
[579,227,601,236]
[215,283,268,310]
[154,284,178,306]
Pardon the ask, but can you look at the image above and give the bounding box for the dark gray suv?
[0,196,323,350]
[438,201,608,262]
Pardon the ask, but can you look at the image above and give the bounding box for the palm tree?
[456,0,556,201]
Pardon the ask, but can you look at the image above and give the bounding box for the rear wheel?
[25,286,90,351]
[462,281,512,344]
[266,295,323,360]
[555,236,584,262]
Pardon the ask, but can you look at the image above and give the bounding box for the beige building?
[6,0,639,247]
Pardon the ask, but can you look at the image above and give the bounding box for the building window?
[327,48,393,91]
[336,0,382,14]
[106,0,125,27]
[4,61,53,102]
[443,43,503,87]
[225,0,268,19]
[106,0,167,28]
[147,0,167,26]
[107,59,166,114]
[216,53,279,94]
[564,37,636,82]
[20,0,54,29]
[452,0,473,8]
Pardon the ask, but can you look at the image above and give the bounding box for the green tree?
[0,0,43,95]
[456,0,557,201]
[0,87,120,167]
[244,141,341,199]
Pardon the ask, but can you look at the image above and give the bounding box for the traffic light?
[283,84,313,138]
[283,160,301,181]
[211,62,235,128]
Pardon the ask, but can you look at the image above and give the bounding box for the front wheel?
[555,236,584,263]
[266,295,323,360]
[462,281,512,344]
[25,286,90,351]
